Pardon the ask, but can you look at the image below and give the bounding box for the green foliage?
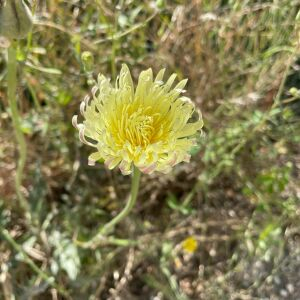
[167,193,194,215]
[49,231,81,281]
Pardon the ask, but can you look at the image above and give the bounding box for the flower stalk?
[77,166,141,248]
[7,43,30,221]
[100,166,141,235]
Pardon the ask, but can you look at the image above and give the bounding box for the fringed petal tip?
[88,159,96,166]
[72,115,78,129]
[139,162,157,175]
[168,153,178,167]
[183,154,191,163]
[91,86,98,96]
[72,115,85,136]
[78,127,97,148]
[120,168,132,176]
[88,152,103,166]
[80,101,86,116]
[104,157,122,170]
[119,160,132,175]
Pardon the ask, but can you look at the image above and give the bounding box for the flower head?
[73,64,203,175]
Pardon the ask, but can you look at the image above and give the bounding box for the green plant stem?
[77,166,141,248]
[110,20,117,81]
[7,44,30,222]
[25,0,38,58]
[100,167,141,235]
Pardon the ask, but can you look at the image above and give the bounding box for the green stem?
[25,0,37,58]
[110,4,121,81]
[77,166,141,248]
[7,43,30,222]
[110,26,117,81]
[100,166,141,235]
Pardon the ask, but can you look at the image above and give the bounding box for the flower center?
[113,103,158,148]
[125,107,155,147]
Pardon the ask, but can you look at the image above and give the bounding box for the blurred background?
[0,0,300,299]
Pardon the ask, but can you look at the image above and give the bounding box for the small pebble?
[280,289,288,297]
[287,283,294,294]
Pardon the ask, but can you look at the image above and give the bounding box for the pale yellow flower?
[73,64,203,175]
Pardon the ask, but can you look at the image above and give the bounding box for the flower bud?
[0,0,33,40]
[81,51,94,73]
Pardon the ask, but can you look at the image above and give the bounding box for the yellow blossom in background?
[182,236,198,253]
[73,64,203,175]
